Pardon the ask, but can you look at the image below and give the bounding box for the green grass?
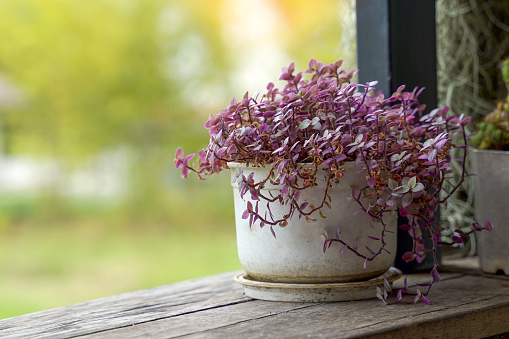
[0,172,242,319]
[0,167,245,319]
[0,220,241,319]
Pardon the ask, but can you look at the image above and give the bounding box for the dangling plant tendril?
[175,59,492,304]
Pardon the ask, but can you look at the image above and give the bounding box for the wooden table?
[0,258,508,338]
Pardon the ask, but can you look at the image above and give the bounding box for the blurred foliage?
[0,0,353,318]
[0,0,350,222]
[0,219,239,319]
[0,0,348,162]
[471,58,509,150]
[0,0,232,159]
[275,0,355,67]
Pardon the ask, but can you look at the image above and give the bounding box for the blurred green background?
[0,0,354,319]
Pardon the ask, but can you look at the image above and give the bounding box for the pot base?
[234,267,402,302]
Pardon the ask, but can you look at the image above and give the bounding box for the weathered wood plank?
[79,300,315,339]
[0,271,245,338]
[1,265,508,339]
[164,275,509,339]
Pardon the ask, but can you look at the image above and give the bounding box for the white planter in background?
[230,162,397,284]
[471,148,509,275]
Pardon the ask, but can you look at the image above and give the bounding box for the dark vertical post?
[356,0,391,95]
[388,1,437,111]
[356,0,439,272]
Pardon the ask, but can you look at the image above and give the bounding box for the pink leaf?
[182,166,189,179]
[353,237,360,250]
[335,154,347,162]
[397,289,403,301]
[402,251,416,262]
[452,236,463,244]
[367,177,376,188]
[431,268,441,282]
[402,193,413,208]
[384,278,392,291]
[175,147,184,160]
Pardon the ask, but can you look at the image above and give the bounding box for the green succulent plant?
[472,57,509,150]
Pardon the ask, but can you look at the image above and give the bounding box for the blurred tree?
[0,0,353,221]
[274,0,356,68]
[0,0,230,161]
[0,0,233,221]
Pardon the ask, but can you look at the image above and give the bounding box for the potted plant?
[175,59,491,303]
[470,57,509,276]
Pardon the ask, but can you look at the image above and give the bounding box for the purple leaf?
[270,226,277,239]
[294,190,301,202]
[322,158,333,165]
[435,138,448,150]
[353,237,360,250]
[402,251,416,262]
[367,177,376,188]
[281,185,288,196]
[175,147,184,161]
[452,236,463,244]
[335,154,347,162]
[460,116,471,126]
[399,207,409,217]
[181,166,189,179]
[431,268,441,282]
[402,193,413,208]
[428,149,437,162]
[386,199,396,207]
[384,278,391,291]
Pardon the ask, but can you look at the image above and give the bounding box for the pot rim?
[470,147,509,155]
[227,160,358,170]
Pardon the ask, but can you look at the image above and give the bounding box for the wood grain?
[0,262,508,339]
[0,271,247,338]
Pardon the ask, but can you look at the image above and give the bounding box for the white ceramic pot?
[230,162,397,284]
[471,148,509,275]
